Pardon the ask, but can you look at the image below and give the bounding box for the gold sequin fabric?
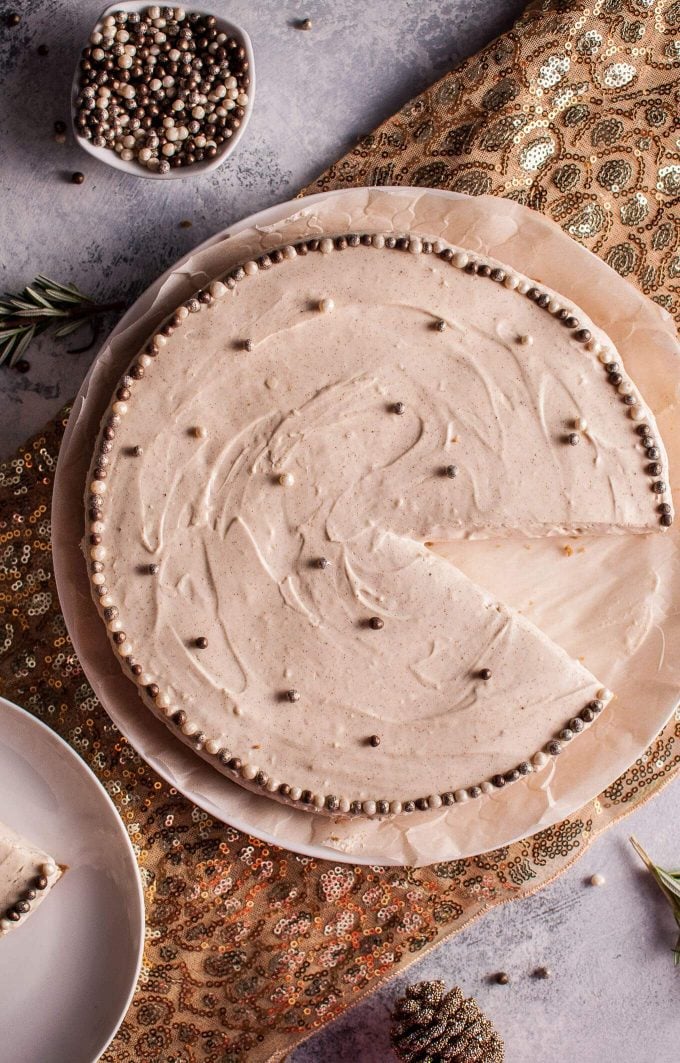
[305,0,680,322]
[2,3,680,1060]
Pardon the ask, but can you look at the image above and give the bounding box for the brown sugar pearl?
[368,616,384,630]
[71,171,85,184]
[195,636,208,649]
[286,688,300,702]
[494,972,510,985]
[479,668,492,680]
[369,734,380,747]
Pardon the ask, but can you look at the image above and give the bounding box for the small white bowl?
[71,1,255,179]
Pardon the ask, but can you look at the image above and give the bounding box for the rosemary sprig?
[0,275,124,367]
[630,835,680,965]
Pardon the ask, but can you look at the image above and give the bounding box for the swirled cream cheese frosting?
[84,234,673,817]
[0,819,63,937]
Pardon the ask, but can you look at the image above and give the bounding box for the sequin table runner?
[2,2,680,1059]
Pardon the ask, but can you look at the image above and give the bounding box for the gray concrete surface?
[1,4,678,1062]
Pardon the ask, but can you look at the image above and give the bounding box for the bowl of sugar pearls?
[71,3,254,179]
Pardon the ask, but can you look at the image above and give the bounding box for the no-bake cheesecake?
[84,233,673,816]
[0,819,63,937]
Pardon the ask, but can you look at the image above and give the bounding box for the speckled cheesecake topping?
[84,234,673,816]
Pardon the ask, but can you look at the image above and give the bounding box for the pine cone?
[391,979,504,1063]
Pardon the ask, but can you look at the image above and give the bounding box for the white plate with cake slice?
[0,697,144,1063]
[52,187,680,866]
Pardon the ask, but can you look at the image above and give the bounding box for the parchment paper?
[52,187,680,866]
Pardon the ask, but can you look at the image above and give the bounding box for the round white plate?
[0,697,144,1063]
[52,187,680,866]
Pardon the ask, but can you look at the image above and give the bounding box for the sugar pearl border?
[85,231,657,818]
[0,861,61,935]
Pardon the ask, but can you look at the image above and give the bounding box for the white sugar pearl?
[618,381,634,395]
[503,273,519,289]
[90,30,103,45]
[318,297,334,313]
[213,83,226,99]
[156,692,171,709]
[148,5,160,18]
[597,688,614,702]
[177,126,189,140]
[548,299,561,314]
[117,54,133,69]
[138,147,152,162]
[116,28,129,42]
[100,595,114,608]
[453,251,469,269]
[41,861,57,877]
[90,545,106,561]
[319,238,334,254]
[629,406,644,420]
[122,134,135,148]
[162,116,175,128]
[598,349,611,364]
[532,751,549,769]
[454,789,469,803]
[589,872,606,887]
[289,786,302,801]
[208,280,227,298]
[243,260,258,275]
[237,93,248,106]
[313,793,325,809]
[389,800,402,815]
[371,233,385,248]
[278,472,295,487]
[339,797,351,813]
[138,674,153,687]
[428,793,442,808]
[242,763,258,781]
[192,105,205,119]
[193,133,206,148]
[91,572,106,586]
[92,47,105,61]
[168,47,181,62]
[118,641,133,657]
[91,521,105,534]
[586,338,602,354]
[517,334,533,346]
[162,75,174,88]
[161,143,175,157]
[574,417,588,432]
[120,85,136,100]
[480,780,495,794]
[138,353,152,367]
[409,237,423,254]
[102,14,116,27]
[149,78,162,91]
[1,918,13,931]
[205,738,221,755]
[282,245,297,259]
[517,280,530,295]
[152,333,167,347]
[432,239,445,254]
[192,425,207,439]
[225,76,237,89]
[175,305,189,320]
[112,401,128,415]
[108,619,123,632]
[362,800,377,816]
[165,127,179,142]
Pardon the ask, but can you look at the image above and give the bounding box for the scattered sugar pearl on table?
[191,425,207,439]
[318,297,334,313]
[286,688,300,703]
[278,472,295,487]
[368,616,384,630]
[369,734,381,747]
[567,432,580,446]
[479,668,492,680]
[516,334,533,346]
[573,417,588,432]
[392,401,405,415]
[589,872,606,887]
[445,464,458,479]
[195,636,208,649]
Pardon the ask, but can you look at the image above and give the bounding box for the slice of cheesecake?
[0,820,64,938]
